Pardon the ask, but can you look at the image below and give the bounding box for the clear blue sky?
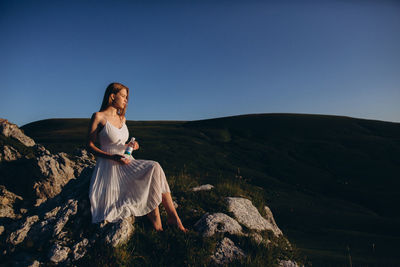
[1,0,399,127]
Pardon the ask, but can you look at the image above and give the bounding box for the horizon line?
[17,112,400,127]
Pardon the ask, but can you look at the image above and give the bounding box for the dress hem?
[91,188,171,224]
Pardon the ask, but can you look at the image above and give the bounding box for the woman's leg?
[147,206,163,231]
[161,192,187,232]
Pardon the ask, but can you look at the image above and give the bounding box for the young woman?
[87,82,187,232]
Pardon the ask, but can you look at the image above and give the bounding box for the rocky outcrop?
[0,119,136,266]
[1,148,92,210]
[1,148,136,265]
[0,118,35,147]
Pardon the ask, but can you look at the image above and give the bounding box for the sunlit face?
[112,89,128,109]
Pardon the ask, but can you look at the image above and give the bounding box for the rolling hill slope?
[21,113,400,266]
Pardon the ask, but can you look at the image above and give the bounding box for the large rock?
[0,118,35,147]
[194,212,243,237]
[0,144,94,209]
[211,237,245,265]
[226,197,282,236]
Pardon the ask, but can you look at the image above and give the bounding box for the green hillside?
[21,113,400,266]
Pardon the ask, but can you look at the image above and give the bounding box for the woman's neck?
[104,106,119,117]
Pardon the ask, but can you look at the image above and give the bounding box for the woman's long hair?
[99,82,130,118]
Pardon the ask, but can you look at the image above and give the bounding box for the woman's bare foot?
[151,220,163,232]
[153,225,164,232]
[167,216,188,233]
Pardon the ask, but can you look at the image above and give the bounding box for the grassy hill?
[21,113,400,266]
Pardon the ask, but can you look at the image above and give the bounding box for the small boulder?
[191,184,214,192]
[102,216,135,247]
[194,212,243,237]
[279,259,300,267]
[48,242,70,263]
[211,237,245,265]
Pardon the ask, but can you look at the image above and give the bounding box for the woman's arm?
[87,112,129,165]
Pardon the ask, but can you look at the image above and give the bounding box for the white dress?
[89,119,171,224]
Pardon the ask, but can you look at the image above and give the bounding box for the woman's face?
[112,89,128,109]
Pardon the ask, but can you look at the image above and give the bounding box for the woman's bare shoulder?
[91,112,106,125]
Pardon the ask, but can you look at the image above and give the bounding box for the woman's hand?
[110,154,131,165]
[133,141,139,150]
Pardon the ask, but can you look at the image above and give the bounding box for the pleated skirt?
[89,157,171,224]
